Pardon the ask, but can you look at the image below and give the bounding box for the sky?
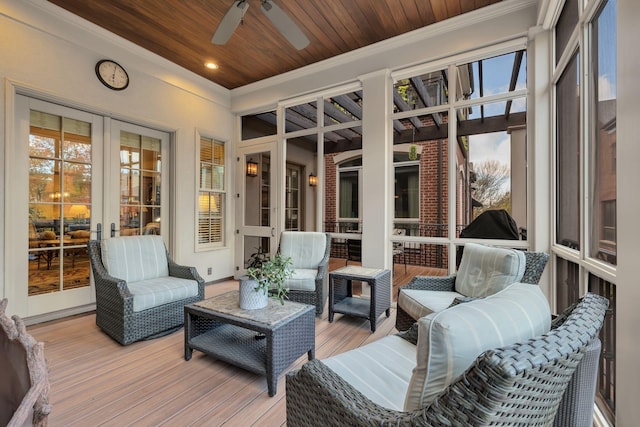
[465,51,525,173]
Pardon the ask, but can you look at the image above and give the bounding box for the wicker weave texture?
[286,293,608,427]
[185,300,315,396]
[329,268,391,332]
[281,233,331,316]
[395,252,549,331]
[88,240,205,345]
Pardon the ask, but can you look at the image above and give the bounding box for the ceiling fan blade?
[211,0,250,45]
[260,0,309,50]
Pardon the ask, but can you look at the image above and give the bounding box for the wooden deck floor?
[26,260,442,426]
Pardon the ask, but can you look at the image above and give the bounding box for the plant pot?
[239,277,268,310]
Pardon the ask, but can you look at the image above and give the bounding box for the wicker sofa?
[88,236,205,345]
[286,288,608,426]
[396,243,549,331]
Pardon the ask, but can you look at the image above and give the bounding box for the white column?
[360,70,393,271]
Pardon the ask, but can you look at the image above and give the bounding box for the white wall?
[0,0,235,312]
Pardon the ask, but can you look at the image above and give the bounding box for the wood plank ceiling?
[46,0,502,90]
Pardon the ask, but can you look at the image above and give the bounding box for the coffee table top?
[192,290,312,327]
[330,266,389,279]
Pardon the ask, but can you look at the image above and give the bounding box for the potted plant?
[239,248,293,309]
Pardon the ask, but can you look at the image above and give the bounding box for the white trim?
[232,0,538,98]
[20,0,230,105]
[391,37,528,83]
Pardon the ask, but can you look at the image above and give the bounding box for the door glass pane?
[244,152,270,227]
[28,111,92,295]
[589,0,617,265]
[243,236,270,268]
[120,131,162,236]
[285,166,300,231]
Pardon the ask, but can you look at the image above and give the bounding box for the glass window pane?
[285,100,318,131]
[398,125,448,238]
[394,68,448,109]
[241,110,276,140]
[395,164,419,219]
[556,53,580,250]
[338,170,359,219]
[555,0,579,65]
[589,0,617,265]
[324,90,362,124]
[456,51,526,101]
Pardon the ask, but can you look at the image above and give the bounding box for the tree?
[471,160,511,216]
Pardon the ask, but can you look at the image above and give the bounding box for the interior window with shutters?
[198,136,225,248]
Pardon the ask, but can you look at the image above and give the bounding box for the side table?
[328,266,391,332]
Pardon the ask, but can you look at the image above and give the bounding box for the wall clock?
[95,59,129,90]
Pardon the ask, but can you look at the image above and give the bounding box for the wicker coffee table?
[184,290,315,397]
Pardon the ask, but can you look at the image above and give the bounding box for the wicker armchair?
[88,237,205,345]
[278,231,331,316]
[286,292,608,427]
[396,250,549,331]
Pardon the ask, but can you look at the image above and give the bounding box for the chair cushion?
[285,268,317,291]
[404,283,551,411]
[397,289,462,320]
[454,243,526,297]
[323,335,415,411]
[101,235,169,282]
[127,277,200,312]
[279,232,327,270]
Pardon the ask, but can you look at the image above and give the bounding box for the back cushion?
[455,243,526,297]
[101,235,169,282]
[279,232,327,269]
[404,283,551,411]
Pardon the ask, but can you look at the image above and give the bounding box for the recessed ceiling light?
[205,62,218,70]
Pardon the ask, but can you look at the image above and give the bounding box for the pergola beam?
[324,111,526,153]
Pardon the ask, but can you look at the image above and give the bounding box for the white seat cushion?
[404,283,551,411]
[397,289,462,320]
[101,235,169,282]
[279,231,327,269]
[455,243,526,297]
[285,268,317,291]
[127,277,199,312]
[323,335,416,411]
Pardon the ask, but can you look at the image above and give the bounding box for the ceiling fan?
[212,0,310,50]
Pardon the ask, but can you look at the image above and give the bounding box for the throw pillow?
[454,242,526,297]
[403,282,551,412]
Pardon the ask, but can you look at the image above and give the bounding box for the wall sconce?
[246,159,258,177]
[309,174,318,187]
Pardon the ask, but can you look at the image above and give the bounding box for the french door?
[9,95,169,318]
[235,141,278,278]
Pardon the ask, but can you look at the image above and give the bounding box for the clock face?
[95,60,129,90]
